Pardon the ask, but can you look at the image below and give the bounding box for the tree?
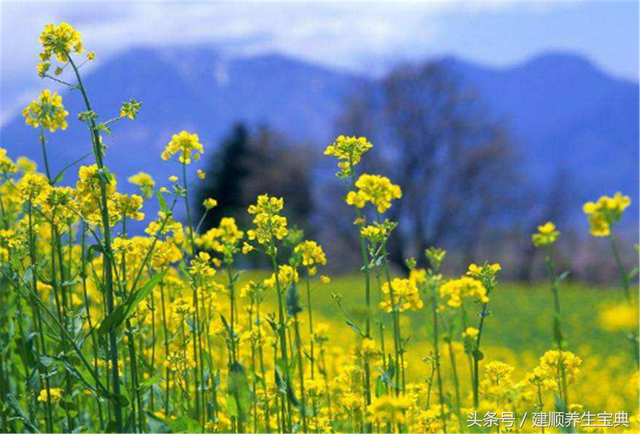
[196,124,316,236]
[334,61,518,270]
[196,123,250,232]
[241,126,315,232]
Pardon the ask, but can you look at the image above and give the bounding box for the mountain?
[440,53,639,204]
[0,47,637,223]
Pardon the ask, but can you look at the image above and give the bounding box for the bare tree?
[334,61,518,270]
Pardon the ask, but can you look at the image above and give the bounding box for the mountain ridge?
[1,47,637,222]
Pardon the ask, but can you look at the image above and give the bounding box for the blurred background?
[1,1,638,281]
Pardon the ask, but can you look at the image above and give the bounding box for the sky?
[1,1,638,122]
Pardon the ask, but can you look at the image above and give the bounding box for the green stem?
[67,54,123,433]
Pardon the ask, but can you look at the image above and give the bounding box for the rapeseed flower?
[346,174,402,214]
[161,131,204,164]
[38,22,84,75]
[324,135,372,177]
[22,90,69,132]
[0,146,18,174]
[37,388,64,404]
[583,193,631,236]
[294,240,326,275]
[532,221,560,247]
[599,303,639,332]
[379,277,423,313]
[367,395,412,424]
[128,171,155,198]
[439,277,489,308]
[246,195,288,253]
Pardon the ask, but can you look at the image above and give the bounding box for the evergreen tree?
[196,123,250,232]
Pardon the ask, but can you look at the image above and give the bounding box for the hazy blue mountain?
[1,47,637,223]
[440,52,639,205]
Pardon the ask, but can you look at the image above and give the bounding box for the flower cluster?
[439,277,489,309]
[367,395,412,424]
[379,277,423,313]
[37,22,85,76]
[161,131,204,164]
[528,350,582,391]
[324,135,372,177]
[466,262,501,292]
[583,192,631,236]
[0,146,18,175]
[128,171,155,198]
[532,221,560,247]
[246,195,288,254]
[485,361,515,385]
[197,217,244,263]
[294,240,327,275]
[37,388,64,404]
[22,90,69,132]
[599,303,639,332]
[265,264,299,290]
[346,174,402,214]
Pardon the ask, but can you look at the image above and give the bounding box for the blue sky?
[1,1,638,122]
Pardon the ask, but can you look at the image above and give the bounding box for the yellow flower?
[532,221,560,247]
[241,242,254,254]
[38,22,84,75]
[320,275,331,284]
[197,169,206,180]
[37,388,64,404]
[119,98,142,120]
[462,327,479,339]
[583,193,631,237]
[439,277,489,309]
[22,90,69,132]
[379,278,423,313]
[324,135,373,177]
[360,223,389,243]
[189,252,217,281]
[113,193,144,221]
[599,303,639,332]
[527,350,582,391]
[0,146,18,174]
[357,338,380,360]
[128,171,155,198]
[367,395,412,424]
[161,131,204,164]
[247,195,288,253]
[485,361,515,385]
[265,264,299,290]
[15,173,52,205]
[346,174,402,214]
[196,217,244,261]
[203,198,218,210]
[17,157,37,174]
[294,240,326,275]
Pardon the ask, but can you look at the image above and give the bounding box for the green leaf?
[97,271,166,335]
[95,122,113,136]
[557,271,571,284]
[157,191,170,214]
[170,416,203,433]
[473,348,484,361]
[51,168,67,185]
[140,377,163,388]
[345,320,363,337]
[227,362,252,424]
[146,412,171,433]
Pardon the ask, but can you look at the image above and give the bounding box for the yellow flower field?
[0,23,637,434]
